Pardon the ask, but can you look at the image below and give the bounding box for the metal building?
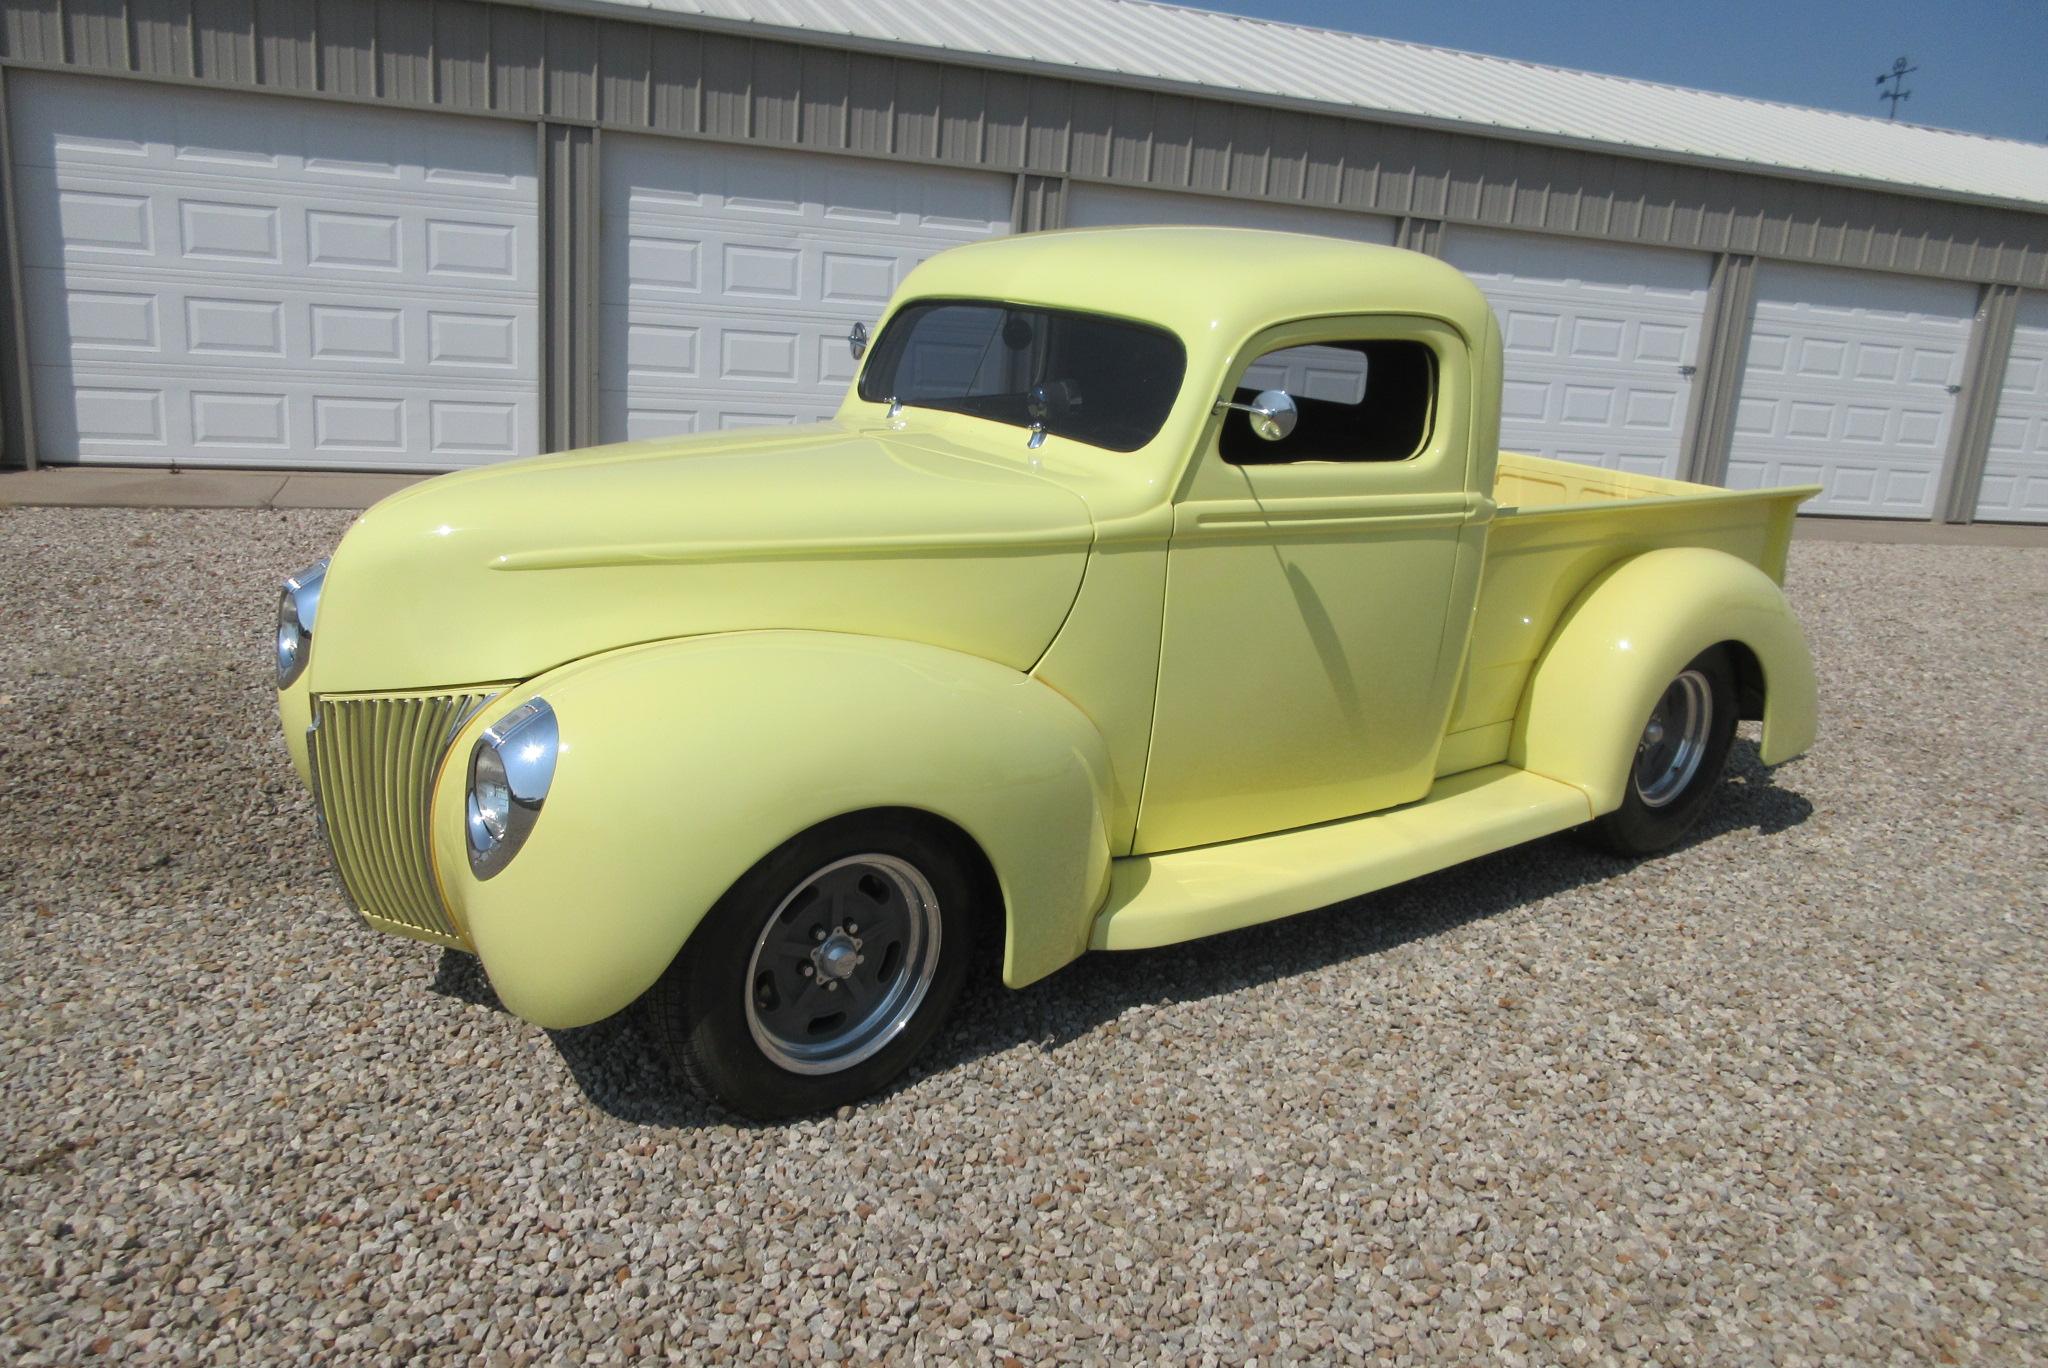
[0,0,2044,524]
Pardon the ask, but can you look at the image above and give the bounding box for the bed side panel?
[1447,489,1806,743]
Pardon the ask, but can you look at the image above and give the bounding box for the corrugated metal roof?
[554,0,2048,212]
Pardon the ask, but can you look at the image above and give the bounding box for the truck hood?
[309,423,1096,693]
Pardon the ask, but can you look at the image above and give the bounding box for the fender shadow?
[430,735,1812,1130]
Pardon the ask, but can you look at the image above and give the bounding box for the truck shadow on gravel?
[429,739,1811,1130]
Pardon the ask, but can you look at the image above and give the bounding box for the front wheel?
[1586,648,1738,856]
[647,813,976,1120]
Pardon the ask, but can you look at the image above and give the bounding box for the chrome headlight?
[466,698,559,879]
[275,559,328,689]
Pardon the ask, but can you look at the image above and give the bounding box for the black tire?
[647,812,977,1120]
[1585,647,1738,856]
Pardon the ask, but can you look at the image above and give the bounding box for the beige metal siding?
[1,0,2042,290]
[551,0,2048,212]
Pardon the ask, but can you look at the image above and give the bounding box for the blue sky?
[1195,0,2047,144]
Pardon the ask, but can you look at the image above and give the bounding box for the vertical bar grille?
[310,691,494,946]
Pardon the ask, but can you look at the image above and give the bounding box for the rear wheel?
[1586,648,1737,856]
[648,814,976,1120]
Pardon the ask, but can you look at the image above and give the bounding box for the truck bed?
[1435,452,1818,778]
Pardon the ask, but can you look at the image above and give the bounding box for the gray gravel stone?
[2,507,2044,1364]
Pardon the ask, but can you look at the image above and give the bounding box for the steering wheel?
[1027,379,1084,426]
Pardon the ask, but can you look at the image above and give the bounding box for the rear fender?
[431,632,1115,1029]
[1511,547,1817,815]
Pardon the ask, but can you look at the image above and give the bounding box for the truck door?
[1133,316,1487,854]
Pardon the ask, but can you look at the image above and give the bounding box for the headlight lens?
[274,559,327,689]
[466,698,559,879]
[470,747,511,845]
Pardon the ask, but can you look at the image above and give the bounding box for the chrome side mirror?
[1215,388,1299,442]
[847,320,869,360]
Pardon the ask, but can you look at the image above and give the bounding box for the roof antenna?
[1875,56,1916,121]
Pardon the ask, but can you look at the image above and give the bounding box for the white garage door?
[1974,293,2048,524]
[11,73,540,470]
[1066,183,1397,243]
[601,138,1012,441]
[1728,263,1974,517]
[1444,228,1711,478]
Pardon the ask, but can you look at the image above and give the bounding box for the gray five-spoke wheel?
[743,854,943,1075]
[1632,668,1713,808]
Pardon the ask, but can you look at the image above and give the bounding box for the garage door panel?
[720,241,806,302]
[606,138,1010,242]
[1444,228,1710,478]
[1730,262,1974,518]
[605,298,863,419]
[28,179,535,289]
[1759,265,1977,321]
[1623,388,1685,432]
[20,172,535,290]
[32,358,533,468]
[1447,229,1708,296]
[1500,309,1693,370]
[14,70,533,196]
[1500,379,1553,424]
[2004,349,2046,397]
[29,263,534,382]
[1065,183,1397,242]
[819,250,900,306]
[14,72,540,469]
[1974,294,2048,523]
[36,373,167,449]
[1632,320,1691,366]
[600,391,842,443]
[601,137,1012,443]
[613,219,957,303]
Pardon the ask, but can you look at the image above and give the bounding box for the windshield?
[857,300,1186,452]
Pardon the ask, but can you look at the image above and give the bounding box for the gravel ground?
[2,506,2044,1365]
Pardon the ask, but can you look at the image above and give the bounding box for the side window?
[1221,339,1437,465]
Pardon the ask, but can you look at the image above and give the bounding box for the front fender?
[1511,547,1817,815]
[429,631,1115,1029]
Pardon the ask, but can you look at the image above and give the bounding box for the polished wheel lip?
[743,853,943,1077]
[1634,668,1712,809]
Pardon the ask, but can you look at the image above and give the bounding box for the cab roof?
[892,226,1498,347]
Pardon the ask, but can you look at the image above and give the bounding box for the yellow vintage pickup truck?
[276,228,1817,1118]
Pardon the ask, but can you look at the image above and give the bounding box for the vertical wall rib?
[1014,173,1067,231]
[1397,216,1444,256]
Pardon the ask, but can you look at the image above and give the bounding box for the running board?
[1091,765,1593,951]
